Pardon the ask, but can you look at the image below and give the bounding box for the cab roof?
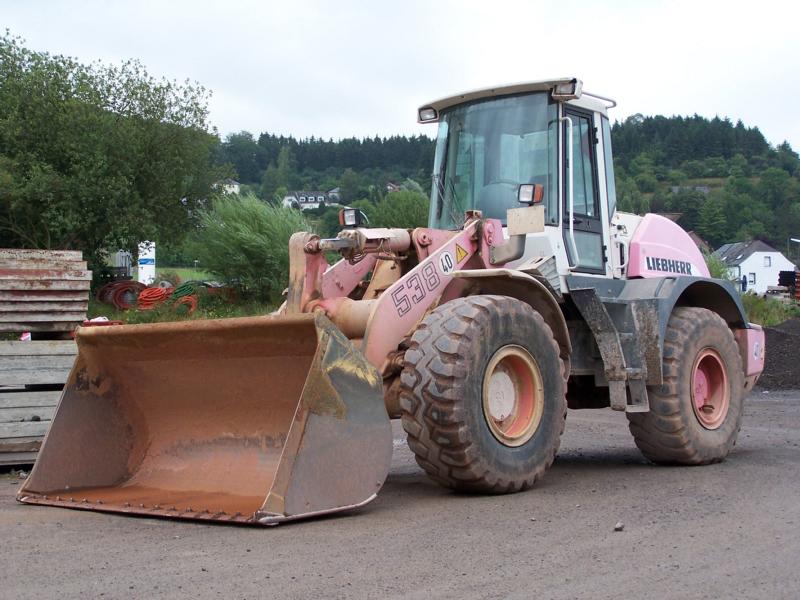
[418,78,613,121]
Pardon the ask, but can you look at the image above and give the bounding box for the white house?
[282,190,339,211]
[220,179,241,195]
[714,240,796,295]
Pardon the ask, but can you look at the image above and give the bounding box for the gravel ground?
[1,389,799,600]
[761,319,800,389]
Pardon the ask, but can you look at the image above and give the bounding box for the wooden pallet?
[0,340,77,465]
[0,249,90,333]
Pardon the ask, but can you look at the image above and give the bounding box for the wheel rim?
[482,345,544,447]
[690,348,729,430]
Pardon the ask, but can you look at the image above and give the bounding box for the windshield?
[429,92,559,230]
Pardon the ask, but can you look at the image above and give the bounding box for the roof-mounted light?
[418,107,438,123]
[551,79,583,101]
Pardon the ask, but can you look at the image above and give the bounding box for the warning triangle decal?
[455,243,468,264]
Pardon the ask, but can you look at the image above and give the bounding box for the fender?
[565,274,752,386]
[448,268,571,363]
[615,276,747,344]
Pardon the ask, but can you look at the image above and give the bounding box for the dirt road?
[2,389,799,599]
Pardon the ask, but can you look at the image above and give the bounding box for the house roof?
[288,191,328,198]
[714,240,780,266]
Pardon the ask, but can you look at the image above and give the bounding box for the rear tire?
[627,307,744,465]
[399,295,567,493]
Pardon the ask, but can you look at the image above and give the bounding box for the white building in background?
[714,240,795,295]
[220,179,241,195]
[282,190,339,211]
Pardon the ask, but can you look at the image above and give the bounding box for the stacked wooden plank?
[0,249,89,463]
[0,249,91,332]
[0,341,77,465]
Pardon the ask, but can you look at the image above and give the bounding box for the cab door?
[562,107,606,273]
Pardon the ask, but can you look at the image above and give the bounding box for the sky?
[4,0,800,149]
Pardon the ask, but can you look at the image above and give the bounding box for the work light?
[418,107,438,123]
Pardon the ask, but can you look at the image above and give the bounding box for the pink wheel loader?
[18,78,765,524]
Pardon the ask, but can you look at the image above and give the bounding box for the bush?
[741,294,800,327]
[189,194,309,301]
[703,252,732,280]
[371,190,429,228]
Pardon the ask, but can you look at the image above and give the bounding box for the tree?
[189,194,308,301]
[776,141,800,176]
[616,177,642,213]
[666,189,705,231]
[371,191,429,228]
[259,163,282,203]
[0,33,225,269]
[636,193,651,215]
[216,131,265,183]
[696,197,727,246]
[338,168,361,202]
[275,146,298,190]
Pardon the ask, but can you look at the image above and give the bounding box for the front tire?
[627,307,745,465]
[399,295,567,493]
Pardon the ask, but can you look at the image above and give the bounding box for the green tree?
[616,177,643,213]
[218,131,264,183]
[666,189,705,231]
[634,173,658,193]
[696,197,727,246]
[0,33,224,269]
[276,146,298,190]
[371,190,429,228]
[338,168,361,202]
[259,163,282,203]
[776,141,800,176]
[704,251,733,280]
[189,194,308,301]
[636,194,651,215]
[666,169,687,186]
[728,153,750,177]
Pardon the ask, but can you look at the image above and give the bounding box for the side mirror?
[518,183,544,205]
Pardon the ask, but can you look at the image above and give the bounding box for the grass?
[157,267,214,283]
[741,293,800,327]
[88,289,279,324]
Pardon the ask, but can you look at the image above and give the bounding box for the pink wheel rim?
[482,345,544,447]
[690,348,729,430]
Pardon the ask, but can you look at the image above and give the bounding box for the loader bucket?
[17,313,392,525]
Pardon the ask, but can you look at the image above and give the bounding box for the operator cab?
[419,78,618,277]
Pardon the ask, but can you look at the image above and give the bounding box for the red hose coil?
[137,286,173,310]
[172,294,198,315]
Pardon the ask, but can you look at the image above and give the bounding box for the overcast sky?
[4,0,800,149]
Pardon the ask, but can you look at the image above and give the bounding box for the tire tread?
[627,307,744,465]
[400,295,567,492]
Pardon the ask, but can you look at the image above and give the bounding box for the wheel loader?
[18,78,766,525]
